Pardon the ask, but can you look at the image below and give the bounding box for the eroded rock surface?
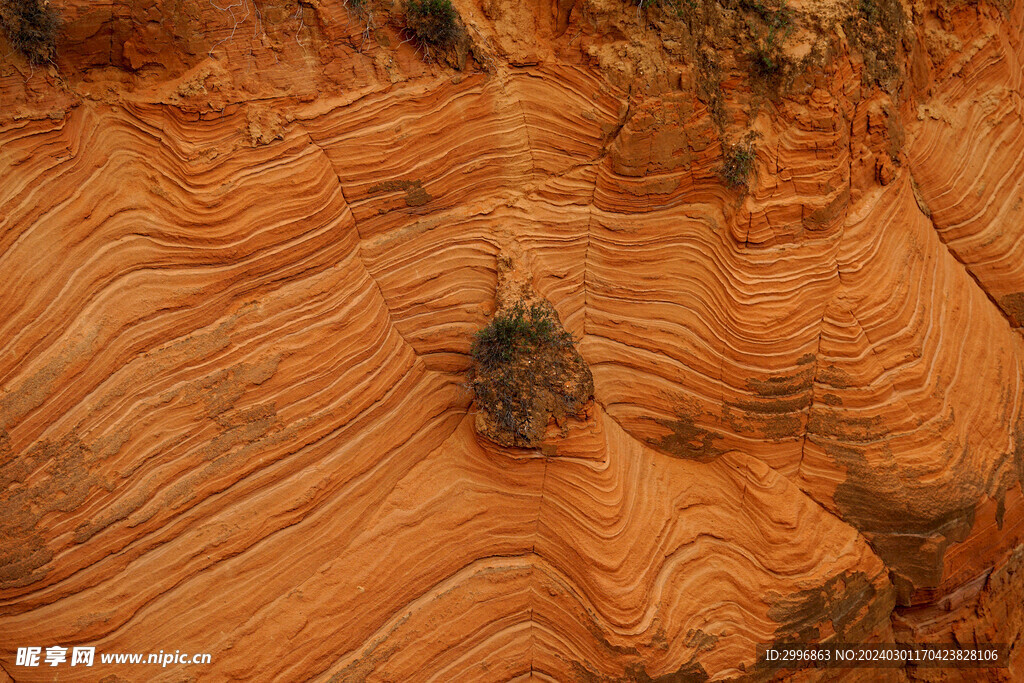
[1,0,1023,679]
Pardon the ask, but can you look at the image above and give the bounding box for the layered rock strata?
[1,0,1023,679]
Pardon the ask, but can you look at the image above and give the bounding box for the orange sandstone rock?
[1,0,1022,679]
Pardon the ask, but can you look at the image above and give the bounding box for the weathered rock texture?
[0,0,1022,679]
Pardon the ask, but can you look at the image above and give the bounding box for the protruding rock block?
[471,248,595,449]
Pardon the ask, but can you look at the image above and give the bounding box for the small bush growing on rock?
[0,0,60,64]
[472,302,573,370]
[750,44,779,77]
[471,301,592,448]
[720,134,757,188]
[740,0,793,86]
[405,0,459,48]
[858,0,878,22]
[845,0,904,90]
[741,0,793,28]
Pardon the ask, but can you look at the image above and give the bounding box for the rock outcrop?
[1,0,1023,679]
[471,248,594,449]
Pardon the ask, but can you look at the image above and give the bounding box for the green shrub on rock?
[471,301,593,449]
[405,0,459,49]
[720,134,757,189]
[0,0,60,65]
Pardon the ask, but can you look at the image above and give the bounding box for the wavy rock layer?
[1,0,1023,679]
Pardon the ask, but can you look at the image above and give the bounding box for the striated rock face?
[1,0,1023,679]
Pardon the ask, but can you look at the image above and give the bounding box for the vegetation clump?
[471,301,593,448]
[741,0,794,85]
[405,0,460,49]
[844,0,905,90]
[345,0,371,18]
[473,302,573,368]
[719,133,757,188]
[0,0,60,65]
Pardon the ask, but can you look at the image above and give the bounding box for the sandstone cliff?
[1,0,1022,679]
